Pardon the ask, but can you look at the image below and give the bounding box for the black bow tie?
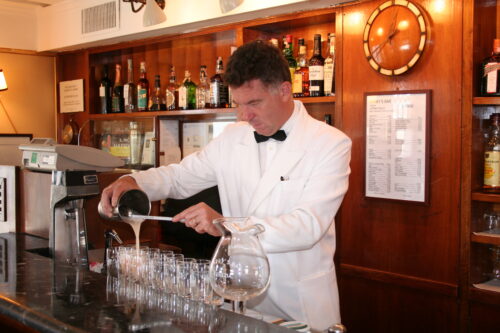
[254,130,287,143]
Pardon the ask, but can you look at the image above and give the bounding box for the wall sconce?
[123,0,166,27]
[0,69,17,133]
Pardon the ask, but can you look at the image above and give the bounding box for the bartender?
[100,40,351,331]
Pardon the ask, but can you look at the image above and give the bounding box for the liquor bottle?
[165,65,179,110]
[324,33,336,96]
[124,59,137,113]
[228,46,237,108]
[210,57,229,108]
[99,65,112,114]
[484,113,500,193]
[309,34,325,97]
[293,38,309,98]
[179,70,197,110]
[137,61,149,111]
[111,64,124,113]
[196,65,210,109]
[480,39,500,96]
[283,35,297,81]
[150,75,166,111]
[270,38,279,49]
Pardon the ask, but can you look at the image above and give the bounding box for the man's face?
[231,79,292,136]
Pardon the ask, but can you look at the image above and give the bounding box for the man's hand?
[100,176,141,218]
[173,202,223,237]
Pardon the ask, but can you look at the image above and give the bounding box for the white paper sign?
[59,79,84,113]
[365,91,430,203]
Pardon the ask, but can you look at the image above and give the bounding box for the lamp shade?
[0,69,7,91]
[143,0,166,27]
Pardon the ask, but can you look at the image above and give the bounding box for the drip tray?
[26,247,52,258]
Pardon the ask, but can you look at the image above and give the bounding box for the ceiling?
[4,0,65,6]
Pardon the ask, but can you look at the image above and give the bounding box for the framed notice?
[364,90,431,203]
[59,79,84,113]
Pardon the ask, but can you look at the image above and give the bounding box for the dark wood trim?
[471,192,500,203]
[340,264,458,297]
[469,287,500,307]
[0,47,56,57]
[471,233,500,245]
[473,97,500,105]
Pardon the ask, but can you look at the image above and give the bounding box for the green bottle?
[179,70,197,110]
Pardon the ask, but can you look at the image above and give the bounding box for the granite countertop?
[0,233,292,333]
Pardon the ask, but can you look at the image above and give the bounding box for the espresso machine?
[19,140,123,268]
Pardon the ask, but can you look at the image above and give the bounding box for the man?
[99,40,351,330]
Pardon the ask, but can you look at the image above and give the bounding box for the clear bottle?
[165,65,179,110]
[210,57,229,108]
[283,34,297,81]
[309,34,325,97]
[293,38,309,98]
[324,33,336,96]
[179,70,197,110]
[99,65,112,114]
[196,65,210,109]
[484,113,500,193]
[137,61,149,111]
[480,39,500,97]
[124,59,137,113]
[111,64,124,113]
[150,75,166,111]
[129,121,143,168]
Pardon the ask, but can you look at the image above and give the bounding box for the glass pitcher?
[209,217,270,316]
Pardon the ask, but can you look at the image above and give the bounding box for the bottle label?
[138,88,148,109]
[485,151,500,186]
[324,63,334,95]
[179,86,187,108]
[124,85,129,105]
[289,68,296,82]
[99,85,105,97]
[166,90,175,109]
[210,82,220,105]
[485,62,499,93]
[293,73,303,94]
[309,65,324,80]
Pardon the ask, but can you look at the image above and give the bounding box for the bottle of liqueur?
[165,65,179,110]
[150,75,166,111]
[324,33,336,96]
[283,35,297,81]
[309,34,325,97]
[179,70,197,110]
[484,113,500,193]
[196,65,210,109]
[210,57,229,108]
[137,61,149,111]
[293,38,309,98]
[99,65,112,114]
[481,39,500,96]
[124,59,137,113]
[111,64,124,113]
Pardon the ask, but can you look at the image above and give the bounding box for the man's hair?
[224,40,291,88]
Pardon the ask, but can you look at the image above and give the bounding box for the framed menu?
[364,90,431,203]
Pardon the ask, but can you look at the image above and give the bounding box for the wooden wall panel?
[338,0,463,330]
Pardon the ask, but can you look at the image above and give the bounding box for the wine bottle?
[111,64,124,113]
[150,75,166,111]
[481,39,500,96]
[324,33,335,96]
[196,65,210,109]
[124,59,137,113]
[165,65,179,110]
[210,57,229,108]
[137,61,149,111]
[484,113,500,193]
[179,70,197,110]
[283,35,297,81]
[293,38,309,98]
[309,34,325,97]
[99,65,112,114]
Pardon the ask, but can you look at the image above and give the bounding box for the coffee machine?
[19,140,123,268]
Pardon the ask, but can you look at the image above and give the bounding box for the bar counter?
[0,233,293,333]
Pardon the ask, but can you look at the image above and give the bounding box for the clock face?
[363,1,427,76]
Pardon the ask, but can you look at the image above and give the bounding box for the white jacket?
[131,101,352,331]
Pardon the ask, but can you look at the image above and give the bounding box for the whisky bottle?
[137,61,149,111]
[484,113,500,193]
[179,70,197,110]
[283,35,297,81]
[293,38,309,98]
[309,34,325,97]
[196,65,210,109]
[99,65,112,114]
[481,39,500,96]
[124,59,137,113]
[150,75,166,111]
[210,57,229,108]
[324,33,336,96]
[111,64,124,113]
[165,65,179,110]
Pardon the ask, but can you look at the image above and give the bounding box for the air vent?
[81,1,118,34]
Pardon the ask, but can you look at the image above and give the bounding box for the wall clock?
[363,0,428,76]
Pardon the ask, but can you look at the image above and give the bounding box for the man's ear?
[279,81,292,100]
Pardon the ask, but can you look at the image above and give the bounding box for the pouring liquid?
[122,208,145,253]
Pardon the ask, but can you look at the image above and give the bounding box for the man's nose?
[238,106,253,121]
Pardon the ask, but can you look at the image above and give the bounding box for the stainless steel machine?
[19,140,123,268]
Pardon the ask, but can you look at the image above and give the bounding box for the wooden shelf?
[469,285,500,306]
[297,96,336,104]
[471,232,500,245]
[471,192,500,203]
[473,97,500,105]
